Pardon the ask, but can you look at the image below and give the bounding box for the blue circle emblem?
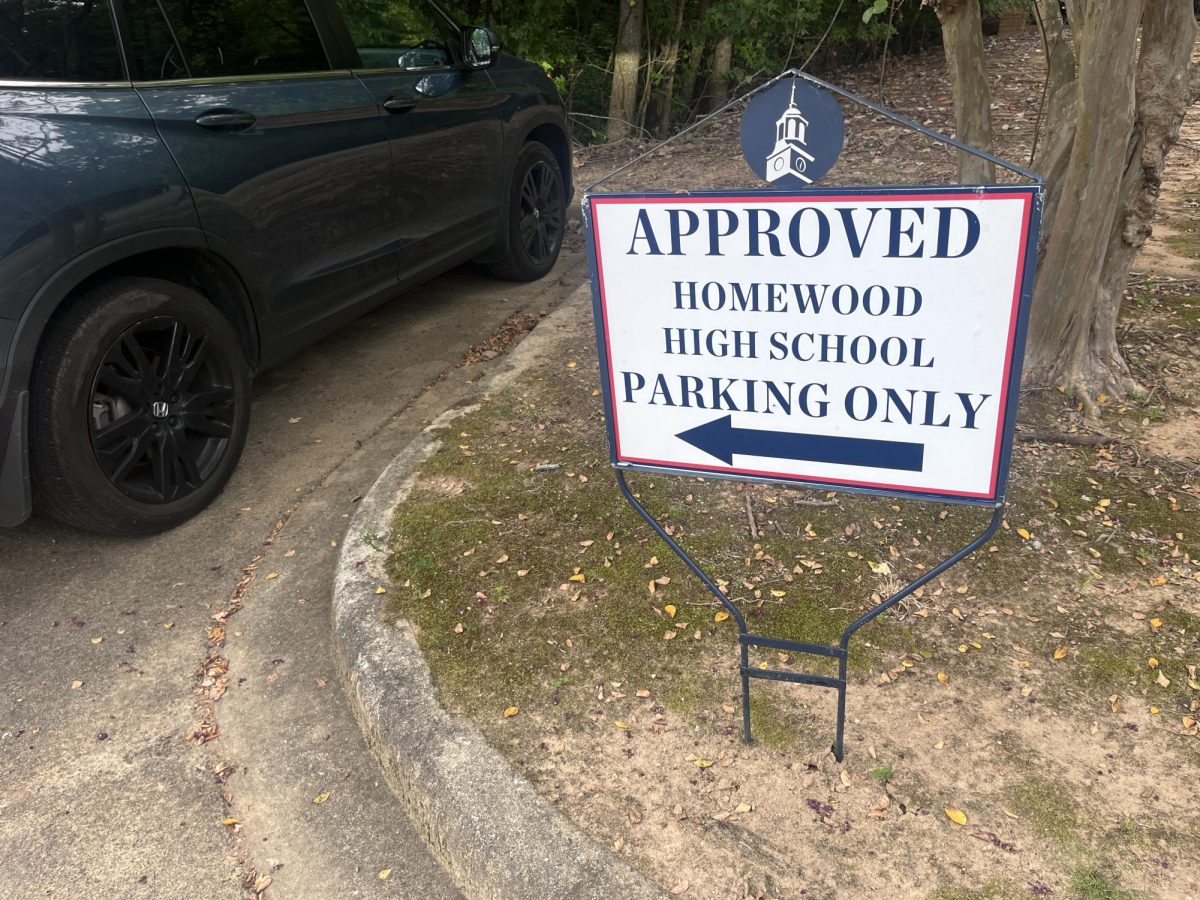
[740,78,845,188]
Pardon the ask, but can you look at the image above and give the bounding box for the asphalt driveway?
[0,252,585,898]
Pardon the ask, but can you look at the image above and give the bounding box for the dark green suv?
[0,0,570,533]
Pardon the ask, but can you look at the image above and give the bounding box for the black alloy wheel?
[89,317,236,505]
[30,277,250,534]
[517,158,564,269]
[487,141,566,281]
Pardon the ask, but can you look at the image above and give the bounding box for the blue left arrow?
[676,415,925,472]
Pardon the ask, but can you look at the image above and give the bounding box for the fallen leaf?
[1149,617,1162,630]
[693,758,713,768]
[670,882,689,895]
[568,573,585,583]
[266,572,279,580]
[663,630,677,640]
[1003,808,1020,820]
[70,680,83,689]
[374,585,387,594]
[503,706,519,718]
[1148,657,1159,669]
[1053,647,1068,660]
[312,792,331,805]
[90,637,103,645]
[937,672,949,685]
[714,611,730,623]
[222,817,239,826]
[1156,671,1171,688]
[453,623,464,634]
[664,604,677,618]
[945,807,968,826]
[1017,528,1031,540]
[378,869,392,880]
[614,721,630,730]
[840,770,852,788]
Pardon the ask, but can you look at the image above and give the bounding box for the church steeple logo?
[739,77,844,189]
[766,82,816,184]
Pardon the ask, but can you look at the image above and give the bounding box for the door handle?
[382,98,417,114]
[194,110,256,130]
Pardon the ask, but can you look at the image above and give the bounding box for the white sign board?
[585,188,1040,504]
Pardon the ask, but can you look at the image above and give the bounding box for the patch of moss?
[1068,865,1137,900]
[1004,774,1079,846]
[929,880,1020,900]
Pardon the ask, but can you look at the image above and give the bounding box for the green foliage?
[440,0,942,142]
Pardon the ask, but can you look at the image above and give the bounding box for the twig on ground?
[745,494,759,540]
[1016,430,1115,446]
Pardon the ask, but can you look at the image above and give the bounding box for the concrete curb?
[332,285,664,900]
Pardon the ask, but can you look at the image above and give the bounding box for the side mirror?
[461,25,500,68]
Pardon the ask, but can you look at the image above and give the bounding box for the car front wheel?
[30,277,251,535]
[487,141,566,281]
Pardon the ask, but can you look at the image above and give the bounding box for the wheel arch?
[1,230,263,526]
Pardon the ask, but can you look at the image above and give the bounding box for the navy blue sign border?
[584,183,1044,508]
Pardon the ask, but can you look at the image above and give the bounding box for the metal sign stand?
[589,68,1043,761]
[619,470,1003,760]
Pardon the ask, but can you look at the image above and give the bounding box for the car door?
[120,0,402,341]
[324,0,504,277]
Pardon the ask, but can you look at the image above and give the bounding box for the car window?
[334,0,454,70]
[123,0,328,81]
[0,0,123,82]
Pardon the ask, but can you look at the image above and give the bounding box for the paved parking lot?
[0,254,584,898]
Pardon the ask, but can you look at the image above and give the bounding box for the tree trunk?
[1022,0,1199,406]
[677,0,711,118]
[1031,0,1078,246]
[655,0,688,136]
[935,0,996,183]
[607,0,644,142]
[707,33,733,111]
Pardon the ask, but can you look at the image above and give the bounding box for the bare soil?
[390,33,1200,900]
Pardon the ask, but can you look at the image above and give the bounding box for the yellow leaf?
[312,792,331,805]
[664,604,677,618]
[503,706,519,718]
[375,585,387,594]
[944,807,968,826]
[1150,575,1167,587]
[1149,618,1162,630]
[714,611,730,623]
[615,721,630,729]
[90,637,103,645]
[569,573,586,583]
[957,644,968,653]
[970,641,982,650]
[1017,528,1031,540]
[378,869,392,880]
[222,818,239,826]
[1149,706,1160,715]
[868,561,892,576]
[266,572,279,580]
[1148,657,1159,669]
[1053,647,1068,660]
[693,758,713,768]
[770,590,786,598]
[1109,694,1120,713]
[936,672,949,685]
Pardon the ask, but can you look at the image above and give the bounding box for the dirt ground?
[389,32,1200,900]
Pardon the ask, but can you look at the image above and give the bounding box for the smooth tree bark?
[932,0,996,183]
[607,0,644,141]
[654,0,688,135]
[1024,0,1197,406]
[707,33,733,110]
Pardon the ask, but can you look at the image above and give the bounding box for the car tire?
[30,277,251,535]
[487,141,566,281]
